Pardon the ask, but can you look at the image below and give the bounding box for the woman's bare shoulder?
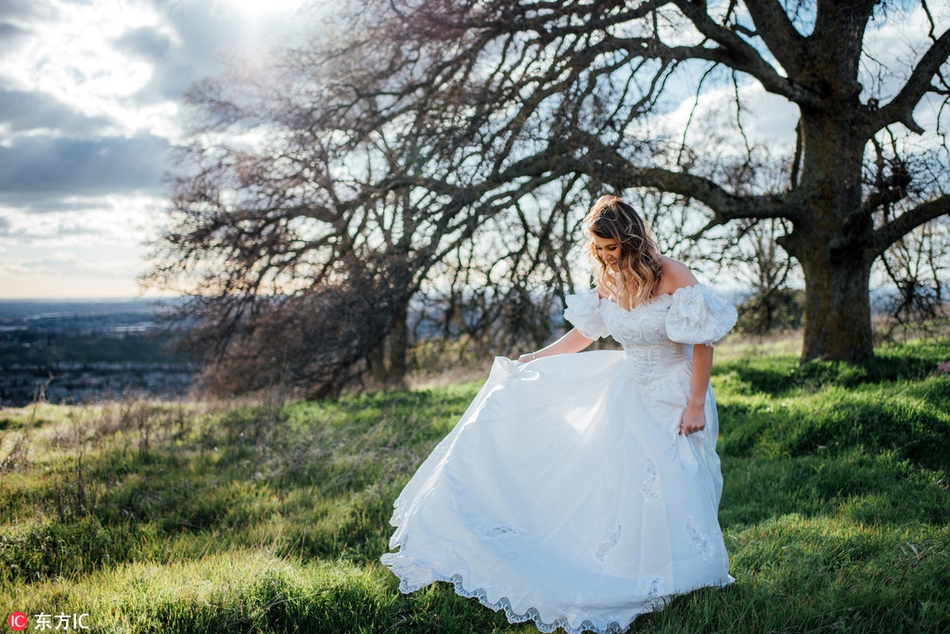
[657,256,699,294]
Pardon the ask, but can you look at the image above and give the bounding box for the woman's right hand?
[517,352,537,363]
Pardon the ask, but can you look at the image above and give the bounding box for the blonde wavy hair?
[584,195,663,307]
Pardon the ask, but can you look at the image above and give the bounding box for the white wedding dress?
[381,284,738,633]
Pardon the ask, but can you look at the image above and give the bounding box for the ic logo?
[7,612,28,631]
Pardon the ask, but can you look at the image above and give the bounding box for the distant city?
[0,299,194,407]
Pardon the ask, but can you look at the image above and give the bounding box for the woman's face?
[592,234,621,271]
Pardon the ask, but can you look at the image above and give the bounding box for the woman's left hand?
[679,403,706,436]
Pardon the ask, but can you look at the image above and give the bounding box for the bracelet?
[531,353,537,361]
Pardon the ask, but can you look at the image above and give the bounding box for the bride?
[381,195,737,633]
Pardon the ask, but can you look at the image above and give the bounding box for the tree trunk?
[365,295,410,388]
[797,247,874,362]
[367,339,387,384]
[388,299,409,388]
[791,103,875,362]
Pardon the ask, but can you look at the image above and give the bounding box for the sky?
[0,1,944,299]
[0,0,317,298]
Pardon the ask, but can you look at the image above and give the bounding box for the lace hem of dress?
[384,549,736,634]
[447,573,631,634]
[397,571,669,634]
[384,555,684,634]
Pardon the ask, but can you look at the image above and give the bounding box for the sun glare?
[227,0,309,19]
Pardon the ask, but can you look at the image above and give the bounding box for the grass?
[0,339,949,632]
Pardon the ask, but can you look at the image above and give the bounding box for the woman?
[381,195,737,634]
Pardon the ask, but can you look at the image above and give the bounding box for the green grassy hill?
[1,340,948,633]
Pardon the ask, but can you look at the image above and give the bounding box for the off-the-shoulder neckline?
[595,283,707,313]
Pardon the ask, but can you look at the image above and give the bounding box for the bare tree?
[146,50,591,393]
[725,217,804,334]
[878,217,950,337]
[149,0,950,395]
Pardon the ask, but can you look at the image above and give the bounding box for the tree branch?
[535,131,803,224]
[742,0,805,76]
[625,166,799,223]
[872,196,950,257]
[671,0,816,106]
[868,28,950,136]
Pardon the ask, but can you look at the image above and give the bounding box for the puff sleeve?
[563,289,609,340]
[665,284,737,346]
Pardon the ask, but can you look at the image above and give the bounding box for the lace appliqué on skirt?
[595,522,623,562]
[480,525,519,539]
[685,516,714,560]
[640,458,660,501]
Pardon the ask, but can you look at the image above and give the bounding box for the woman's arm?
[679,343,713,435]
[518,328,593,363]
[658,255,713,436]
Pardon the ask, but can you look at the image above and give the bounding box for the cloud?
[0,195,119,215]
[651,79,800,159]
[115,25,172,60]
[0,0,317,204]
[0,0,45,56]
[0,0,317,297]
[0,192,161,244]
[0,0,178,138]
[0,194,157,298]
[0,134,171,195]
[0,89,117,138]
[0,23,31,54]
[0,0,46,22]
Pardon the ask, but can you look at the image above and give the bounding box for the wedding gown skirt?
[381,285,737,634]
